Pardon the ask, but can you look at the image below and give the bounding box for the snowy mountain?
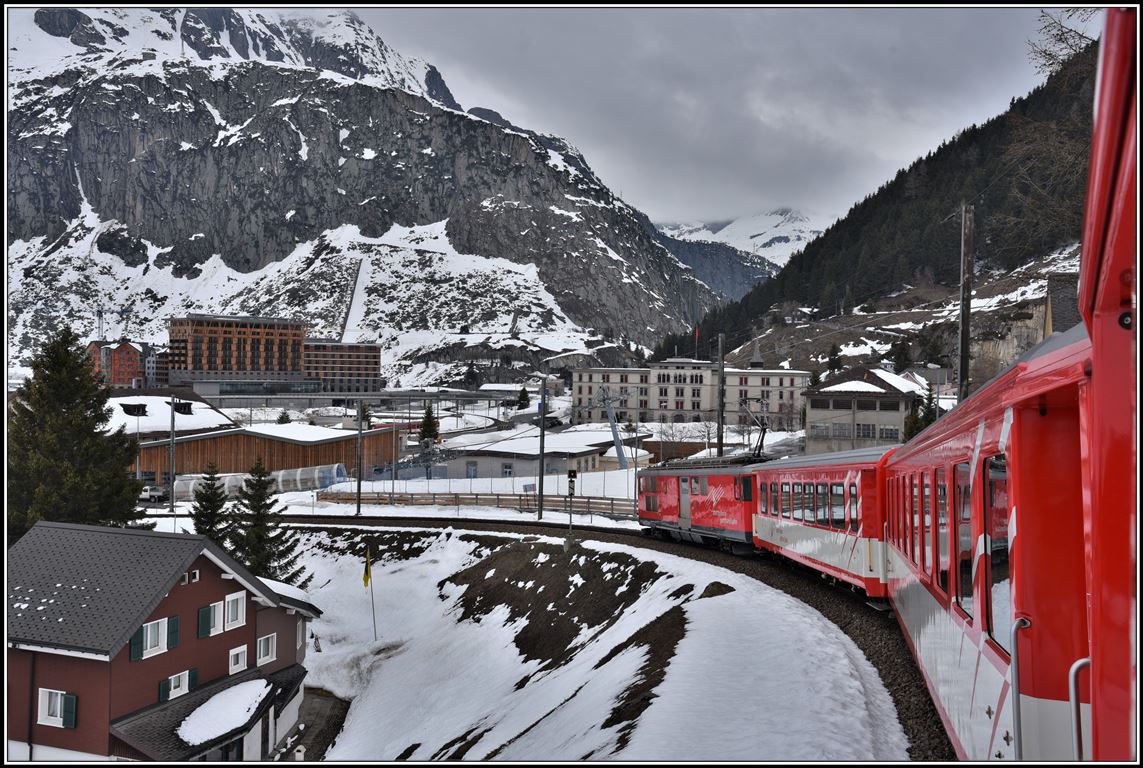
[7,8,718,385]
[658,208,828,270]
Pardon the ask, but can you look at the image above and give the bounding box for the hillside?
[655,43,1097,364]
[7,8,719,386]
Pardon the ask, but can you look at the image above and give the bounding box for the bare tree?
[1027,9,1098,77]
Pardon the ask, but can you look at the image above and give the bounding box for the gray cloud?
[358,7,1052,224]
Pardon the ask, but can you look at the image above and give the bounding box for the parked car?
[139,485,169,503]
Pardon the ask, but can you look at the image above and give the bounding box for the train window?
[690,477,699,495]
[922,472,932,576]
[986,455,1012,654]
[912,476,921,566]
[849,483,859,532]
[792,483,803,521]
[804,483,815,523]
[700,476,709,495]
[770,483,779,516]
[936,469,949,594]
[645,494,658,512]
[955,463,973,619]
[816,483,830,526]
[741,477,753,502]
[780,483,790,517]
[830,484,845,528]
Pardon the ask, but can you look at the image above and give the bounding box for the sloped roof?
[110,667,275,761]
[808,366,925,397]
[7,523,320,657]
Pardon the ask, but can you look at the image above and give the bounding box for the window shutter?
[167,615,180,649]
[62,694,77,728]
[189,668,198,690]
[198,606,211,638]
[129,628,144,661]
[159,678,171,702]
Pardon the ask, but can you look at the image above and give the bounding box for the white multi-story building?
[571,358,811,430]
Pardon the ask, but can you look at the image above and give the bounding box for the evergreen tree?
[828,344,842,372]
[809,370,822,387]
[230,457,311,588]
[516,386,530,410]
[420,404,439,442]
[276,410,291,424]
[903,402,925,441]
[892,340,913,373]
[920,387,938,427]
[191,463,232,548]
[8,326,146,543]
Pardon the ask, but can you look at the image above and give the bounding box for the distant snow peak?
[8,7,459,109]
[657,208,827,269]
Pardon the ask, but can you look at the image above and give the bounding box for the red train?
[637,9,1136,761]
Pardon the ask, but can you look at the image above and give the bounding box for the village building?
[7,522,321,761]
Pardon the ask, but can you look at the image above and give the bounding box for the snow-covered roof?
[601,446,651,458]
[244,422,359,442]
[870,368,928,395]
[177,680,272,746]
[107,396,234,435]
[820,380,886,394]
[258,576,310,604]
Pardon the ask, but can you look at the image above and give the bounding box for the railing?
[318,490,638,521]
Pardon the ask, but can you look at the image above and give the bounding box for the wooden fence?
[317,491,638,521]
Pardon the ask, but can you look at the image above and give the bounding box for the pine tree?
[920,387,938,428]
[276,410,291,424]
[516,386,530,410]
[8,326,146,544]
[828,344,842,372]
[191,462,232,548]
[903,402,925,441]
[230,458,311,588]
[420,405,439,442]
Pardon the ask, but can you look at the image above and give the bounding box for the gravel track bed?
[281,514,955,760]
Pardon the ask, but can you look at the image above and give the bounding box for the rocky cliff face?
[7,8,717,384]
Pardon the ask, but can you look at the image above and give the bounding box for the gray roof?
[110,666,293,761]
[7,522,320,657]
[756,444,899,471]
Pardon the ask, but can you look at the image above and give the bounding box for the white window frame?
[228,645,248,675]
[38,688,65,727]
[207,600,224,636]
[142,617,168,659]
[181,572,189,585]
[168,670,190,699]
[223,591,246,631]
[191,569,200,583]
[297,618,305,650]
[257,633,277,665]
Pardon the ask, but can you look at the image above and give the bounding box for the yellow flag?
[363,546,371,587]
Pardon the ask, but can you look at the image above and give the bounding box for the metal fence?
[317,491,638,521]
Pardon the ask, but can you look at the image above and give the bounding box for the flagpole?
[365,545,377,641]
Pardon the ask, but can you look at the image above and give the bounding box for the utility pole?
[958,202,974,402]
[355,400,363,516]
[168,396,176,516]
[716,333,725,457]
[537,381,547,520]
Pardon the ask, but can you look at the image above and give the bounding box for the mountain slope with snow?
[659,208,828,269]
[7,7,718,383]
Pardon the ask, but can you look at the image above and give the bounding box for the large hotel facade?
[571,358,811,430]
[165,315,383,394]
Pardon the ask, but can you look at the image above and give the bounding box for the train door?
[679,476,692,531]
[1004,390,1090,760]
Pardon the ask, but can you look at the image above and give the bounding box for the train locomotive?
[637,8,1136,761]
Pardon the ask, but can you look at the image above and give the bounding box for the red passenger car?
[751,446,893,597]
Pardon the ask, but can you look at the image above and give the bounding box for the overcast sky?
[358,8,1058,226]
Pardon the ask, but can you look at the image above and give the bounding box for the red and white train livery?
[636,8,1135,761]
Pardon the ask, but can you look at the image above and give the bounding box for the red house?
[7,522,321,761]
[86,340,156,389]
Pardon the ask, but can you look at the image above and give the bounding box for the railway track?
[150,511,954,759]
[281,512,950,758]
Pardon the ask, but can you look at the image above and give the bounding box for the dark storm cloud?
[358,7,1051,224]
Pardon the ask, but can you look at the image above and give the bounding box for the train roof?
[755,444,899,471]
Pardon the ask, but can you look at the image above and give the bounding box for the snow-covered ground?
[292,526,909,760]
